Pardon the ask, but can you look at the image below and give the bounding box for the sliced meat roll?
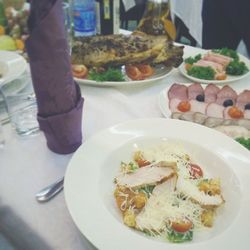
[236,90,250,110]
[187,83,204,100]
[244,110,250,119]
[204,84,220,103]
[193,112,207,124]
[204,117,224,128]
[168,83,188,101]
[216,85,238,106]
[206,103,225,118]
[169,98,181,112]
[189,100,207,114]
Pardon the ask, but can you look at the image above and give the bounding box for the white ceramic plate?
[179,51,250,84]
[0,50,27,85]
[74,65,173,87]
[64,118,250,250]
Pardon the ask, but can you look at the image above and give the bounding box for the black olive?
[223,99,234,107]
[196,94,205,102]
[245,103,250,110]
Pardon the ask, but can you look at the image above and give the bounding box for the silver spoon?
[36,177,64,202]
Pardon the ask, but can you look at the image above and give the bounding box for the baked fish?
[71,32,184,68]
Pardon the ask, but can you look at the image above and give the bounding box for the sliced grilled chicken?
[135,175,178,232]
[177,178,225,208]
[115,161,176,189]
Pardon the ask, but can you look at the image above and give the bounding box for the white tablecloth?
[1,44,250,250]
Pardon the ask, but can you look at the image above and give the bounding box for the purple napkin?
[26,0,84,154]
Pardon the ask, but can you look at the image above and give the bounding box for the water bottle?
[72,0,96,37]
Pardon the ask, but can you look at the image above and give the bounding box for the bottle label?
[73,7,96,33]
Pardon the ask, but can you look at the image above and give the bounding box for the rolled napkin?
[26,0,84,154]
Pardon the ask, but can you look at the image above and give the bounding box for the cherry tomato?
[72,64,88,79]
[215,72,227,80]
[228,106,244,119]
[177,101,191,112]
[125,65,144,80]
[185,63,192,71]
[136,159,151,168]
[171,219,193,233]
[136,64,154,77]
[189,163,203,178]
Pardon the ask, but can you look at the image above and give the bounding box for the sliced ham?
[189,100,207,114]
[216,85,238,106]
[187,83,204,100]
[203,52,232,67]
[206,103,225,118]
[168,83,188,101]
[236,90,250,110]
[244,110,250,119]
[194,59,224,73]
[169,98,181,113]
[204,84,220,103]
[115,161,176,188]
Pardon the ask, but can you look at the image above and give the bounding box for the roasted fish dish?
[71,32,184,69]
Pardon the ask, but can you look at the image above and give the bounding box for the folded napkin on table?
[26,0,84,154]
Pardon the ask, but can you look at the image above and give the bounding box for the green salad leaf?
[212,48,239,61]
[167,229,193,243]
[88,67,125,82]
[235,137,250,150]
[187,66,215,80]
[137,185,155,197]
[226,60,249,75]
[184,54,202,65]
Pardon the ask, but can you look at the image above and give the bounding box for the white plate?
[74,65,173,87]
[179,51,250,84]
[0,50,27,85]
[64,118,250,250]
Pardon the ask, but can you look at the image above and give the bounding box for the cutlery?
[36,177,64,202]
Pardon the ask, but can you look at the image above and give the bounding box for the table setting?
[1,0,250,250]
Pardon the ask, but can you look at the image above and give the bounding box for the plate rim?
[179,51,250,84]
[64,118,250,250]
[74,66,174,87]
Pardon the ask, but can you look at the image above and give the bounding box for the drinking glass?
[2,91,39,136]
[63,1,73,53]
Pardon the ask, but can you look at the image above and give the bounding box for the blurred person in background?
[202,0,250,56]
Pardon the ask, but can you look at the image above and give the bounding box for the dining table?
[0,40,250,250]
